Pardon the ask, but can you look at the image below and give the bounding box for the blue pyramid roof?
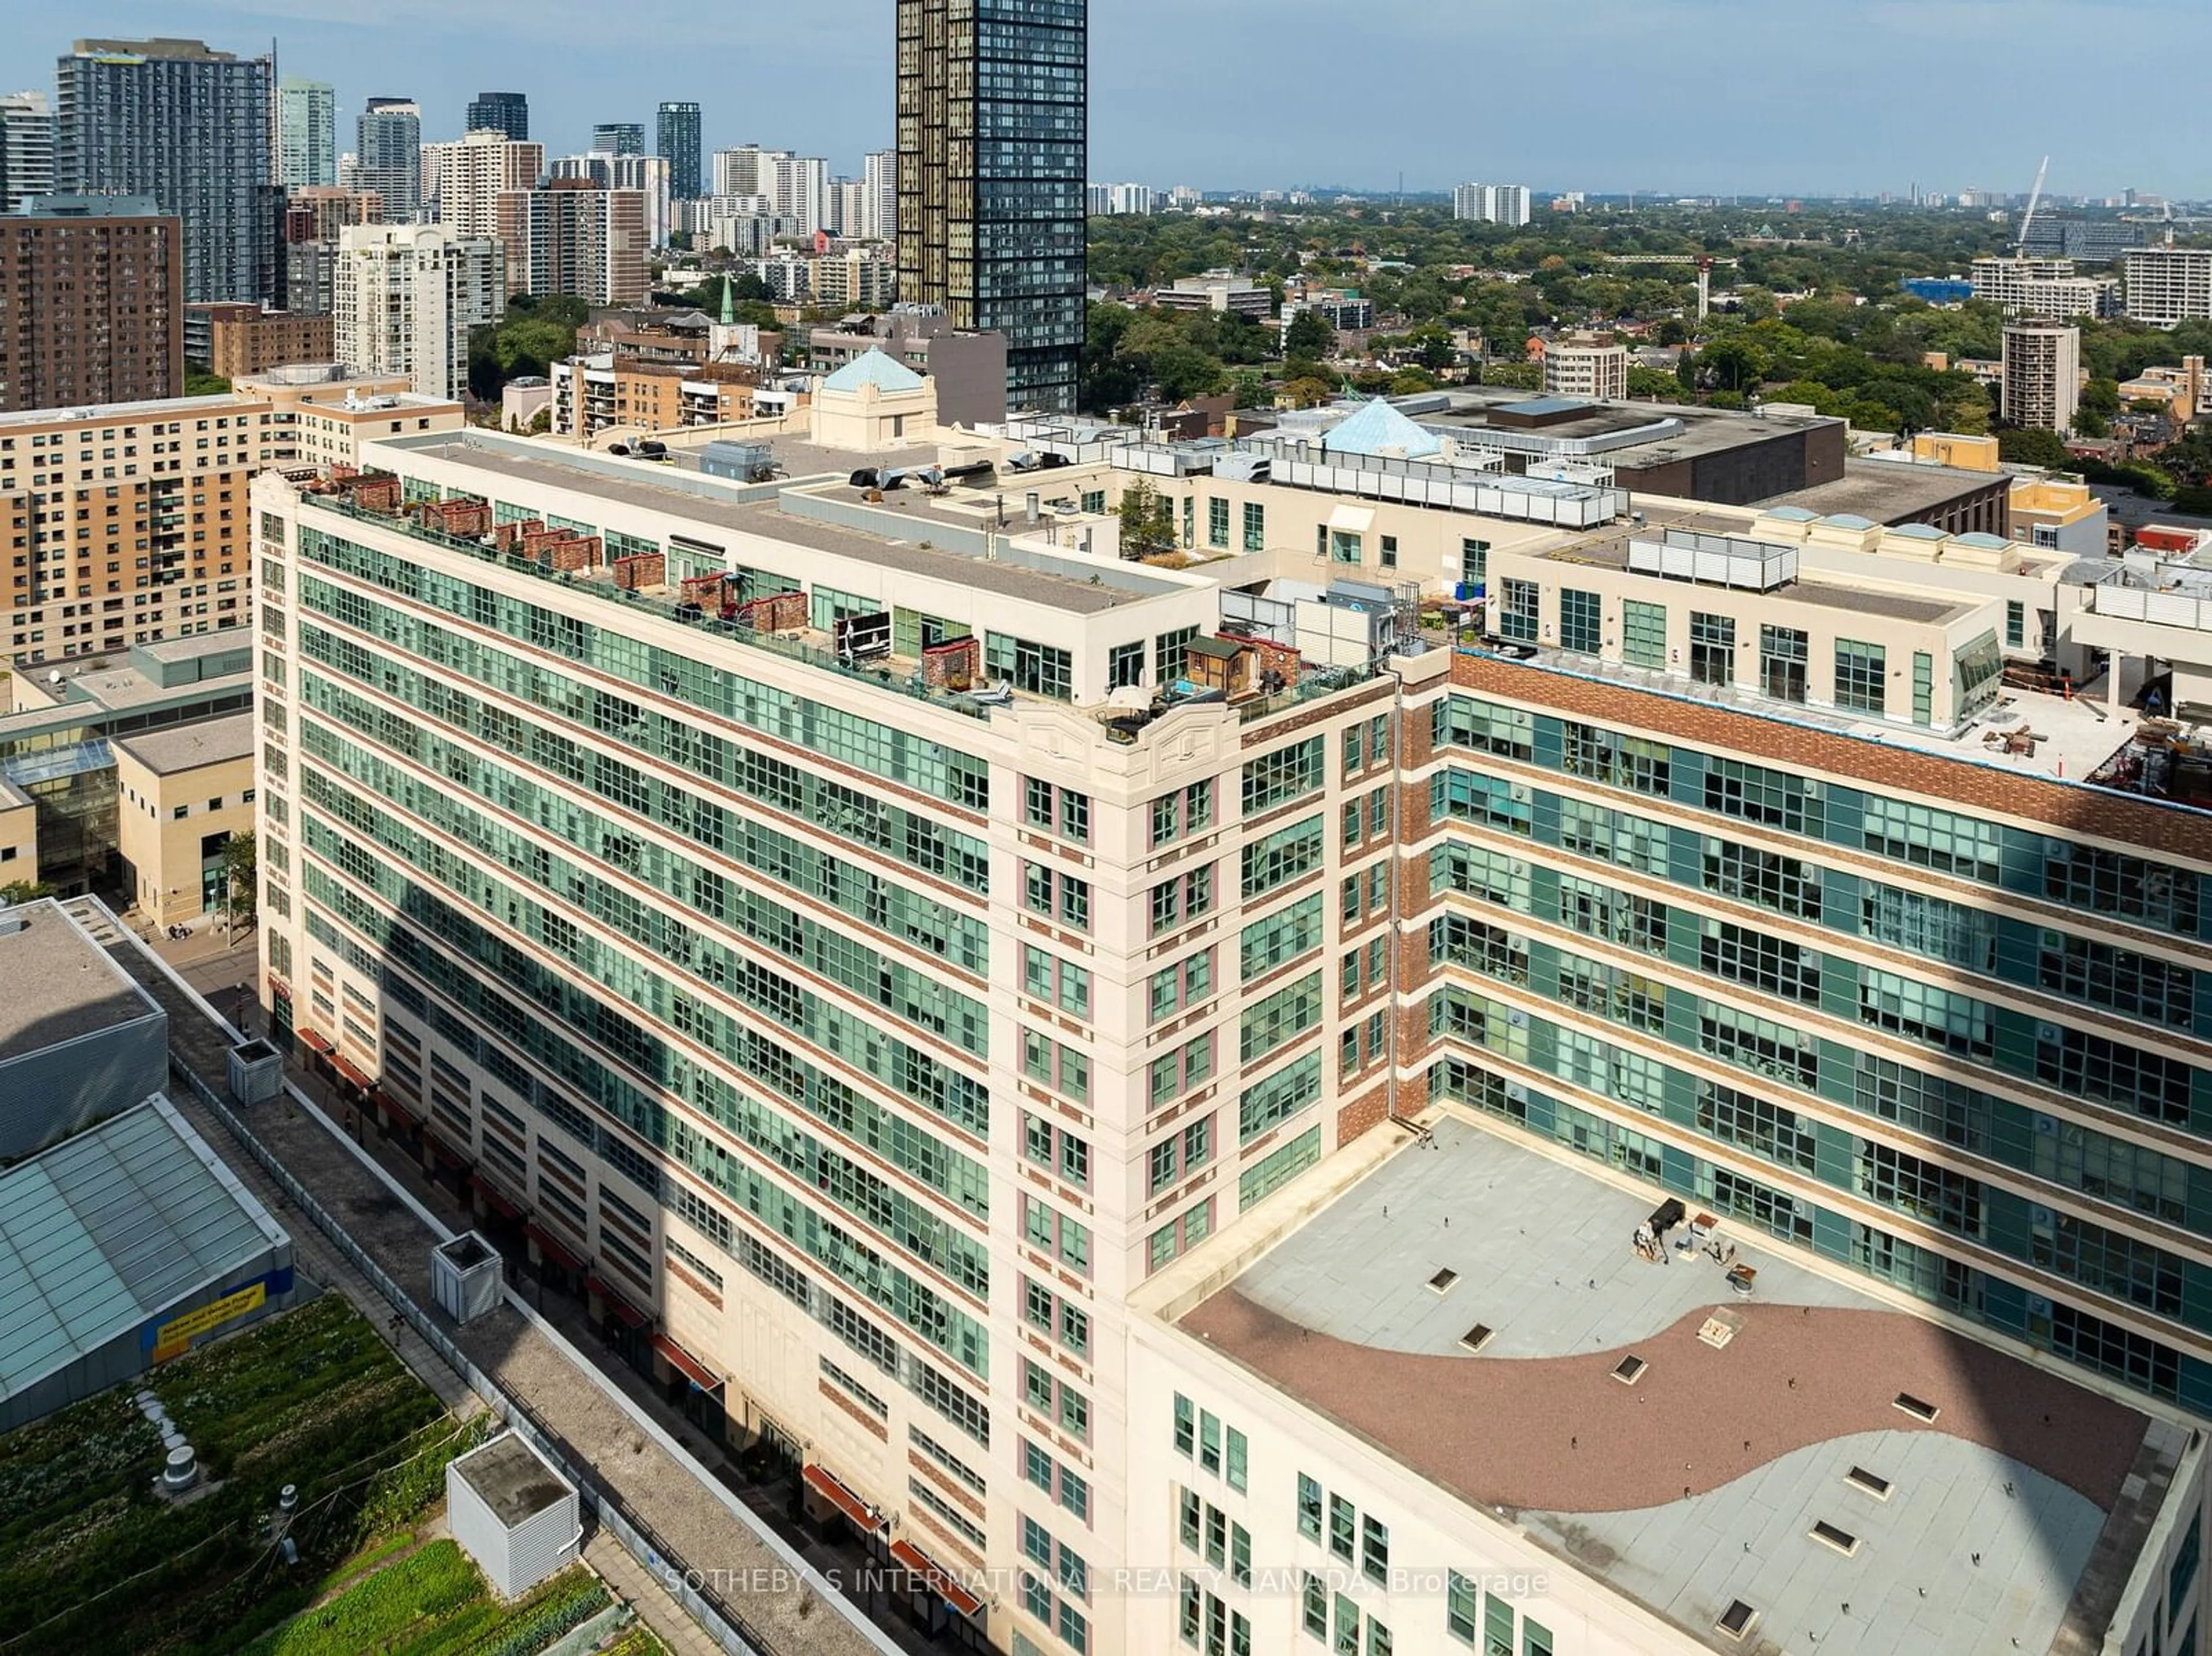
[821,348,926,395]
[1321,397,1445,460]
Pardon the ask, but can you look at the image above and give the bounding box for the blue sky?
[1,0,2203,198]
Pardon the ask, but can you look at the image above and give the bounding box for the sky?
[0,0,2205,199]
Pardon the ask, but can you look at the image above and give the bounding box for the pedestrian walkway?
[71,899,917,1656]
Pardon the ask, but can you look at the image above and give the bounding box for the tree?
[1998,428,2073,469]
[1283,310,1335,361]
[221,831,257,930]
[1115,480,1177,559]
[0,879,54,906]
[183,362,231,398]
[2078,377,2123,419]
[2072,408,2110,439]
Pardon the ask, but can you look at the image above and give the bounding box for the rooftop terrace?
[1181,1117,2188,1656]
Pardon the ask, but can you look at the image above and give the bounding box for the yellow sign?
[151,1283,266,1361]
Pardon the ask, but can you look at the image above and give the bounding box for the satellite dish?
[47,669,62,685]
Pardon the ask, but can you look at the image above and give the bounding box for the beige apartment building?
[1541,334,1628,401]
[2002,319,2082,434]
[248,390,2212,1656]
[422,129,547,241]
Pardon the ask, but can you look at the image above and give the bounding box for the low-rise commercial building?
[1154,271,1272,320]
[0,632,252,899]
[112,711,255,924]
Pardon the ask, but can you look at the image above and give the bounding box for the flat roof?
[1457,625,2139,785]
[1182,1117,2181,1656]
[112,711,255,776]
[1423,385,1840,463]
[0,393,258,430]
[0,901,158,1062]
[0,1095,288,1406]
[380,437,1158,616]
[67,657,253,715]
[453,1432,575,1526]
[1776,459,2007,523]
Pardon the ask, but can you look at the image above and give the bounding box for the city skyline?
[1,1,2207,198]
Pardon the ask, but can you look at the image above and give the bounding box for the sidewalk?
[75,901,921,1656]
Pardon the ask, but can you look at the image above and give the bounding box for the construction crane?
[2016,156,2051,253]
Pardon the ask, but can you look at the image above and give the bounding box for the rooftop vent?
[1717,1600,1758,1641]
[1809,1519,1861,1557]
[1428,1267,1460,1294]
[1612,1354,1648,1386]
[1893,1392,1941,1423]
[1845,1466,1894,1501]
[1459,1324,1494,1353]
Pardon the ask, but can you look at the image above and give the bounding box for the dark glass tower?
[656,102,702,200]
[896,0,1085,414]
[55,37,278,304]
[591,124,645,157]
[465,92,529,142]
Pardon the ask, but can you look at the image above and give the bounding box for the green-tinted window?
[1240,973,1323,1064]
[1243,816,1325,897]
[1559,588,1601,654]
[1331,529,1362,563]
[1621,598,1667,668]
[1912,650,1934,726]
[1239,1051,1323,1141]
[1208,497,1230,548]
[1835,637,1886,714]
[1460,537,1490,585]
[1498,578,1539,642]
[1241,1127,1322,1209]
[1243,501,1266,552]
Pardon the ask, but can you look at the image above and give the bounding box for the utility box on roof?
[430,1231,503,1326]
[445,1431,580,1598]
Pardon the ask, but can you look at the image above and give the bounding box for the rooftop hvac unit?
[431,1232,505,1326]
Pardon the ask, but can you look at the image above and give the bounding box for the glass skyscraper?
[656,103,702,201]
[464,92,529,142]
[591,124,646,158]
[55,37,279,304]
[896,0,1086,414]
[355,99,423,223]
[278,78,336,188]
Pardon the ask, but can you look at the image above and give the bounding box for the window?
[1379,533,1398,569]
[2046,844,2198,937]
[1151,950,1215,1021]
[1297,1472,1323,1539]
[1622,599,1666,668]
[1241,973,1323,1064]
[1244,737,1325,815]
[1243,501,1266,552]
[1859,968,1993,1058]
[1109,640,1146,689]
[1705,839,1822,919]
[1700,919,1821,1002]
[1498,579,1539,643]
[1151,780,1216,846]
[2006,599,2027,649]
[1207,497,1230,548]
[1331,529,1362,564]
[1834,638,1886,715]
[1759,624,1808,702]
[1699,1083,1817,1172]
[2039,932,2195,1029]
[1690,611,1735,685]
[1432,696,1533,760]
[1446,1573,1478,1643]
[1361,1514,1389,1583]
[1243,817,1324,898]
[1559,588,1601,654]
[1024,864,1091,930]
[1460,537,1490,585]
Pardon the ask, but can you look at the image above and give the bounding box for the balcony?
[2090,564,2212,634]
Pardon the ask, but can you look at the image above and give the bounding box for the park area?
[0,1292,662,1656]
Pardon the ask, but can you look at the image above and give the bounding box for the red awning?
[372,1087,421,1132]
[468,1171,523,1219]
[589,1277,648,1329]
[526,1222,585,1275]
[889,1539,984,1618]
[804,1463,883,1533]
[652,1333,722,1392]
[267,975,292,1003]
[296,1028,334,1055]
[329,1053,375,1092]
